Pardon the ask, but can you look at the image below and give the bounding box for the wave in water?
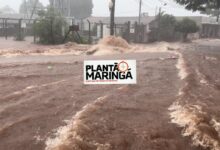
[175,52,189,80]
[45,95,111,150]
[169,102,220,150]
[169,50,220,150]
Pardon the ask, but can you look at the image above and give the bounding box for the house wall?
[201,24,220,38]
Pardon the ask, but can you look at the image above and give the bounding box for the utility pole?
[29,0,38,24]
[217,8,220,23]
[49,0,54,8]
[157,7,162,41]
[109,0,116,36]
[138,0,142,24]
[68,0,71,17]
[24,0,29,19]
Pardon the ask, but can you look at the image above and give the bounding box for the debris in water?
[48,66,53,70]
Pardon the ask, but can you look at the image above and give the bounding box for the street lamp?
[108,0,115,36]
[108,0,113,11]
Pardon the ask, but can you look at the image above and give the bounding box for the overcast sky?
[0,0,203,16]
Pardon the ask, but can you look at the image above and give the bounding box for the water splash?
[169,102,220,150]
[169,50,220,150]
[45,96,111,150]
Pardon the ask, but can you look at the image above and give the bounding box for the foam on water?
[175,52,189,80]
[11,79,67,96]
[45,96,110,150]
[195,69,209,85]
[0,79,69,114]
[169,103,220,150]
[205,56,217,61]
[169,50,220,150]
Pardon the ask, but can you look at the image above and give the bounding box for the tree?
[109,0,115,35]
[149,13,177,41]
[202,7,220,22]
[174,0,220,22]
[19,0,44,15]
[0,5,16,14]
[70,0,93,19]
[52,0,93,19]
[34,8,67,44]
[175,18,199,42]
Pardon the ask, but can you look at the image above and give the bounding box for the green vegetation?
[149,13,199,42]
[175,18,199,42]
[34,8,67,44]
[149,13,177,42]
[19,0,44,15]
[0,5,15,14]
[174,0,220,22]
[70,0,93,19]
[15,30,25,41]
[51,0,93,19]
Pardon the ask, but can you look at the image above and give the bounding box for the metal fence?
[201,23,220,38]
[79,20,148,43]
[0,18,35,40]
[0,17,149,44]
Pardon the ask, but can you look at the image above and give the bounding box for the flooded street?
[0,40,220,150]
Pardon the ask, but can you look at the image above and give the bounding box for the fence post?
[18,19,22,40]
[2,18,5,38]
[5,18,8,40]
[127,21,131,42]
[33,20,36,43]
[72,19,74,25]
[134,22,138,43]
[100,21,103,38]
[50,17,55,44]
[87,19,91,44]
[114,24,116,36]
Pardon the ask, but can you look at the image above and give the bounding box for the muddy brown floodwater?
[0,39,220,150]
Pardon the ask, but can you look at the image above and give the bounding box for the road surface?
[0,41,220,150]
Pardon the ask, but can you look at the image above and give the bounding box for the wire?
[143,0,158,8]
[117,10,141,15]
[142,0,189,15]
[142,1,156,10]
[133,0,155,10]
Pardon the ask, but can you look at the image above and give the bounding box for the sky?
[0,0,203,16]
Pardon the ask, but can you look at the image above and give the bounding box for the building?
[83,16,217,42]
[0,13,37,37]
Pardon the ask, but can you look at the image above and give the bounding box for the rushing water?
[0,43,220,150]
[45,46,220,150]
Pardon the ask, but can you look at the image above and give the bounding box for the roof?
[0,13,38,20]
[86,16,217,26]
[175,16,216,25]
[0,6,16,14]
[86,16,155,25]
[0,13,38,24]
